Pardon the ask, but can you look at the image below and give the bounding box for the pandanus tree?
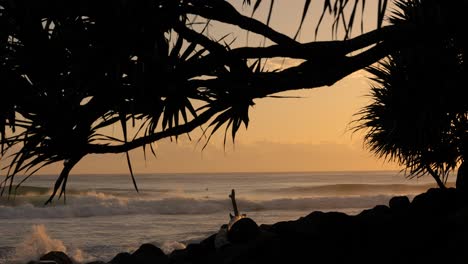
[354,0,468,189]
[0,0,462,202]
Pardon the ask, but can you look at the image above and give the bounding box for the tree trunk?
[456,161,467,192]
[426,166,446,189]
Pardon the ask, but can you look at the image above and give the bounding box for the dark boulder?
[216,229,282,264]
[170,243,218,264]
[300,211,352,230]
[227,217,259,244]
[389,196,410,212]
[264,211,357,264]
[269,211,353,238]
[358,205,391,218]
[168,248,187,263]
[109,252,133,264]
[39,251,73,264]
[132,243,168,264]
[199,233,217,251]
[411,188,459,216]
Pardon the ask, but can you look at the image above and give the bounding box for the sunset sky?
[38,1,402,174]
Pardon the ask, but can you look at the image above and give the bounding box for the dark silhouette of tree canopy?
[2,0,459,202]
[354,0,468,189]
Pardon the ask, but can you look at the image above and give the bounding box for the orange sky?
[35,1,403,174]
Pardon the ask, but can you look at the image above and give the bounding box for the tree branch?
[227,26,400,59]
[184,24,410,76]
[173,21,225,54]
[84,24,418,156]
[86,104,226,154]
[183,0,298,46]
[187,42,390,99]
[85,43,391,156]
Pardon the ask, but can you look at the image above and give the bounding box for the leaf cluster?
[354,0,468,186]
[0,0,390,202]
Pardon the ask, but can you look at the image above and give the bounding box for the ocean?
[0,171,451,263]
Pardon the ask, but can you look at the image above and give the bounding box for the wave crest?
[256,183,438,196]
[0,190,405,219]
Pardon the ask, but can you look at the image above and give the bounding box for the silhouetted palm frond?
[0,0,402,202]
[244,0,387,39]
[354,0,468,187]
[202,98,253,150]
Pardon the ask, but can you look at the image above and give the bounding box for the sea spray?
[12,225,88,263]
[160,241,186,254]
[14,224,66,262]
[71,248,86,263]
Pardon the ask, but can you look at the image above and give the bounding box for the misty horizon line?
[27,169,413,176]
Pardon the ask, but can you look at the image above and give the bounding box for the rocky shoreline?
[29,187,468,264]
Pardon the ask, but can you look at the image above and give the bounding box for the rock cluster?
[29,188,468,264]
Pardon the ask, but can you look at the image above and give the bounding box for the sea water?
[0,171,452,263]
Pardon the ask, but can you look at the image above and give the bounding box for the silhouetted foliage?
[354,0,468,188]
[1,0,436,203]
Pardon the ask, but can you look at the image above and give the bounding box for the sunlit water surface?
[0,171,451,263]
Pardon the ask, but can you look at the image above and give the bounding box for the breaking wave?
[255,183,440,196]
[0,188,411,219]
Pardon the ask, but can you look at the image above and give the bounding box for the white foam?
[0,190,404,219]
[12,225,88,264]
[160,241,186,254]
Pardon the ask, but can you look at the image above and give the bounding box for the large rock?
[263,211,357,264]
[39,251,73,264]
[109,252,133,264]
[410,187,458,216]
[199,233,217,251]
[132,243,168,264]
[170,243,218,264]
[358,204,391,218]
[227,217,259,244]
[389,196,410,212]
[214,225,230,249]
[216,229,282,264]
[270,211,353,239]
